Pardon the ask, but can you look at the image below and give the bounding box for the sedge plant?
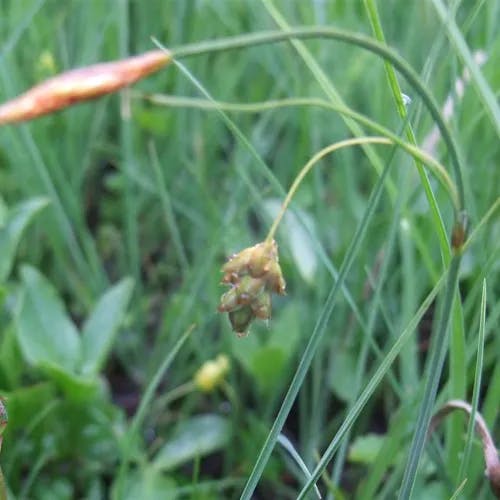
[1,4,499,498]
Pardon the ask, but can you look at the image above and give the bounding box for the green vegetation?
[0,1,499,498]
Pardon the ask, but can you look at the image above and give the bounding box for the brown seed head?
[0,50,171,125]
[218,239,286,335]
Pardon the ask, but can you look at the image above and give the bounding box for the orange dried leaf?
[0,49,171,124]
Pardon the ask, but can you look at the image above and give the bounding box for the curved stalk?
[165,27,465,212]
[140,93,457,251]
[264,138,391,242]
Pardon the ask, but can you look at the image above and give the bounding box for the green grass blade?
[363,0,450,263]
[397,255,462,498]
[431,0,500,137]
[240,144,397,500]
[277,434,321,499]
[458,280,486,482]
[113,325,193,499]
[119,0,140,283]
[297,273,447,499]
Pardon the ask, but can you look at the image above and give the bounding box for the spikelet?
[0,50,171,124]
[218,239,286,336]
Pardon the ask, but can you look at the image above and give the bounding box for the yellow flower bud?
[194,355,230,392]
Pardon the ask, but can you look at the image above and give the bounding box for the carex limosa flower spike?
[218,239,285,336]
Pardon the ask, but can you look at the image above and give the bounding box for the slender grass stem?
[167,27,465,211]
[240,139,397,500]
[265,137,391,242]
[397,255,461,499]
[140,92,457,238]
[113,325,193,499]
[119,0,141,284]
[458,280,486,482]
[296,272,448,499]
[363,0,451,267]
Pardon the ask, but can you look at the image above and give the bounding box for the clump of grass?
[0,2,498,499]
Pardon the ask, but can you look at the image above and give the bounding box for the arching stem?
[265,137,391,243]
[166,27,466,213]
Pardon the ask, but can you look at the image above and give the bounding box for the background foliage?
[0,0,499,498]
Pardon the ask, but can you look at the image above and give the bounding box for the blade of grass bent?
[277,434,322,499]
[261,0,397,201]
[171,27,466,211]
[142,94,458,212]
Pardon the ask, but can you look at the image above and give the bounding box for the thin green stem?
[113,325,193,499]
[364,0,451,266]
[148,141,189,274]
[168,26,465,211]
[141,92,458,223]
[296,272,448,499]
[458,280,486,483]
[240,138,396,500]
[119,0,140,284]
[265,137,391,242]
[398,255,461,499]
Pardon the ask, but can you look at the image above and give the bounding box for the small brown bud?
[451,211,468,252]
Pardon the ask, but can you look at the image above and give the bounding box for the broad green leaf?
[0,197,49,281]
[1,382,56,433]
[80,277,134,376]
[16,266,81,372]
[328,343,359,402]
[41,361,99,401]
[118,469,176,500]
[348,433,386,465]
[154,414,231,471]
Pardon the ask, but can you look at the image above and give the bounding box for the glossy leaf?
[80,277,134,376]
[154,414,231,471]
[348,433,386,465]
[16,266,81,372]
[119,469,176,500]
